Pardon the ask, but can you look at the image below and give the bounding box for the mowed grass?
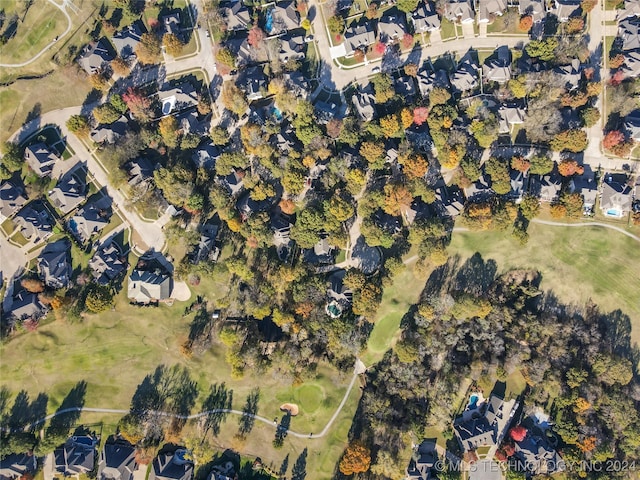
[450,223,640,344]
[0,0,68,64]
[0,67,92,143]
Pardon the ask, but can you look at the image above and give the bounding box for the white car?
[371,66,381,73]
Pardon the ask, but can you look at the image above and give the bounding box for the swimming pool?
[265,9,274,33]
[606,208,621,217]
[468,393,479,409]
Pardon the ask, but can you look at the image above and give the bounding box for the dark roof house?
[279,33,306,63]
[14,205,54,242]
[222,1,251,31]
[519,0,545,21]
[24,142,58,177]
[270,1,300,33]
[0,181,27,222]
[9,289,47,321]
[111,21,146,59]
[378,9,408,42]
[98,439,137,480]
[482,50,512,83]
[344,23,376,56]
[619,17,640,51]
[417,68,450,97]
[351,84,376,121]
[412,1,441,33]
[69,199,112,244]
[38,239,72,289]
[478,0,507,22]
[444,0,475,23]
[239,66,268,101]
[49,168,87,214]
[128,256,173,304]
[77,38,115,75]
[89,241,128,285]
[158,82,199,115]
[406,440,437,480]
[161,11,183,38]
[529,172,562,202]
[454,394,517,451]
[0,453,37,480]
[600,174,633,217]
[148,450,193,480]
[450,53,479,93]
[91,115,129,144]
[54,435,98,476]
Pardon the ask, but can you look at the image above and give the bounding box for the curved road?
[0,0,73,68]
[2,363,365,439]
[531,218,640,242]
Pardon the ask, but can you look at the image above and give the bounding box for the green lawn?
[450,223,640,344]
[0,0,68,65]
[440,19,457,41]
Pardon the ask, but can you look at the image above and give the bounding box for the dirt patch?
[279,403,299,416]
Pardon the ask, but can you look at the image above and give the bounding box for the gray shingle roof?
[38,239,72,289]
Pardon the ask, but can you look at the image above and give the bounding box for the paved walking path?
[2,360,366,439]
[531,218,640,242]
[0,0,73,68]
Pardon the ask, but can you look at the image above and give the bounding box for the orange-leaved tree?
[339,441,371,475]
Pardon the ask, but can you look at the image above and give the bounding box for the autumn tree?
[21,278,44,293]
[560,192,584,218]
[525,37,558,61]
[85,285,114,313]
[163,33,184,56]
[550,129,588,152]
[557,159,584,177]
[339,441,371,475]
[508,77,527,98]
[580,106,600,127]
[327,15,345,36]
[608,53,625,69]
[602,130,634,156]
[371,73,395,104]
[413,107,429,125]
[510,156,530,173]
[519,194,540,220]
[66,115,90,137]
[93,103,121,124]
[360,141,386,169]
[397,0,419,12]
[380,114,401,138]
[484,157,511,195]
[581,0,597,11]
[122,88,154,122]
[401,33,414,49]
[136,33,162,64]
[383,183,413,216]
[519,15,533,32]
[154,166,195,207]
[111,56,130,76]
[529,153,554,175]
[365,2,379,19]
[429,86,451,106]
[326,195,354,222]
[247,26,265,48]
[215,48,236,67]
[158,116,180,148]
[250,182,275,201]
[221,82,248,116]
[401,154,428,179]
[89,71,109,91]
[403,63,418,77]
[566,16,584,34]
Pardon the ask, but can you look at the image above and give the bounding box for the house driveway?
[469,460,503,480]
[172,281,191,301]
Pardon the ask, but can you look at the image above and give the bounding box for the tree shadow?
[291,448,307,480]
[202,382,234,437]
[453,252,497,296]
[46,380,87,438]
[25,103,41,124]
[419,255,460,301]
[599,309,638,362]
[82,89,103,116]
[272,412,291,448]
[109,8,123,28]
[237,388,260,439]
[278,454,289,477]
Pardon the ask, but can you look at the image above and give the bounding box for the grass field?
[0,0,69,65]
[450,223,640,344]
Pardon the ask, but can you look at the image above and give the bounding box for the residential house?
[191,141,220,169]
[622,49,640,77]
[54,435,98,477]
[148,450,193,480]
[518,0,545,22]
[454,394,517,451]
[49,168,87,214]
[225,35,252,67]
[327,269,353,314]
[191,224,220,264]
[477,0,507,23]
[176,110,210,136]
[450,53,479,93]
[37,239,72,289]
[283,70,310,98]
[77,38,115,75]
[405,125,434,152]
[303,235,335,264]
[554,58,582,91]
[222,1,251,31]
[444,0,475,24]
[619,17,640,51]
[417,68,450,97]
[406,440,437,480]
[273,126,300,156]
[618,0,640,19]
[91,116,129,144]
[98,439,137,480]
[314,99,347,123]
[601,173,633,217]
[464,174,493,200]
[344,23,376,57]
[125,157,155,188]
[513,429,564,475]
[158,82,199,115]
[412,1,441,33]
[553,0,581,22]
[14,205,54,242]
[279,33,306,63]
[570,170,598,214]
[222,169,245,196]
[161,11,183,38]
[69,199,112,244]
[269,1,300,33]
[89,241,128,285]
[0,453,37,480]
[111,20,146,59]
[24,142,58,177]
[482,48,512,83]
[8,289,47,321]
[0,181,27,222]
[351,84,377,121]
[508,170,528,202]
[378,9,408,43]
[624,111,640,140]
[498,104,525,133]
[128,257,173,304]
[435,184,465,216]
[530,172,562,202]
[271,211,293,245]
[394,75,417,101]
[239,65,268,101]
